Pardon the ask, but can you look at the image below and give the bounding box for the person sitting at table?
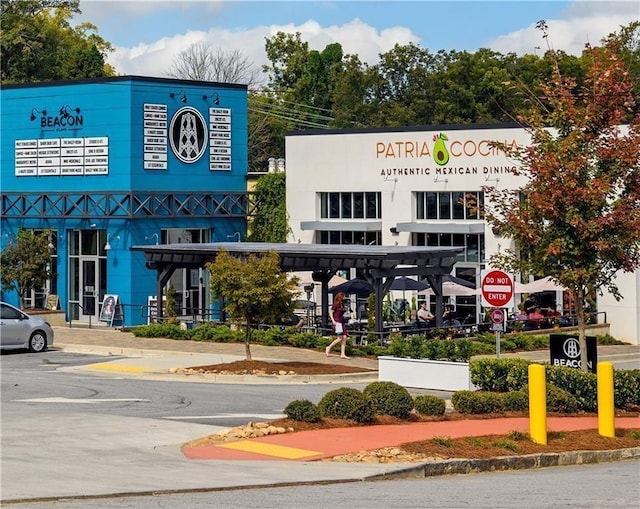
[417,303,434,328]
[443,305,462,329]
[528,307,544,327]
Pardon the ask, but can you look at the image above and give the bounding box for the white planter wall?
[378,356,475,391]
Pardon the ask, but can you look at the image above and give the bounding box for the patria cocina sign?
[375,132,522,179]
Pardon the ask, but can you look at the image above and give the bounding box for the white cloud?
[107,19,420,78]
[487,2,638,56]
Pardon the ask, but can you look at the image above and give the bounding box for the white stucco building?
[285,123,639,345]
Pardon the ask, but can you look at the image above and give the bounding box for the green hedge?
[363,381,414,419]
[317,387,374,423]
[470,358,640,411]
[414,394,446,416]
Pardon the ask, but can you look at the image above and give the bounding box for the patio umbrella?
[329,278,373,297]
[520,276,567,293]
[418,281,480,297]
[389,276,431,292]
[442,274,476,288]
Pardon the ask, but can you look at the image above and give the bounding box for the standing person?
[326,292,350,359]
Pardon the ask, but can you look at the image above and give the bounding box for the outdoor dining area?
[292,272,578,345]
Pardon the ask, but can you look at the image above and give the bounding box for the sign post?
[481,269,514,358]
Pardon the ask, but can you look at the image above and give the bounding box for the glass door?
[68,229,106,323]
[81,259,99,318]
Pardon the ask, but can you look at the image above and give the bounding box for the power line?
[248,107,331,129]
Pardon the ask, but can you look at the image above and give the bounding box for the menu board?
[209,107,231,171]
[15,137,109,176]
[143,103,168,170]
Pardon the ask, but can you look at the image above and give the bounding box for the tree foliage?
[247,172,290,243]
[206,250,298,359]
[1,229,53,307]
[484,23,640,371]
[1,0,115,83]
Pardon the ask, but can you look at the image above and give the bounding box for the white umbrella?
[418,281,481,297]
[290,273,347,294]
[520,276,567,293]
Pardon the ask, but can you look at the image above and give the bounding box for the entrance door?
[68,229,107,323]
[81,259,99,319]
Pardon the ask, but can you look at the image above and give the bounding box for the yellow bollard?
[597,362,615,438]
[528,364,547,445]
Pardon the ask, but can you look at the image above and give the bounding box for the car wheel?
[28,331,47,353]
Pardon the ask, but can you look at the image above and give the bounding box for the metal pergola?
[132,242,464,333]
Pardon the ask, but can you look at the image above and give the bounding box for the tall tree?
[166,41,263,87]
[247,172,289,242]
[1,229,52,307]
[1,0,114,83]
[206,250,298,360]
[485,23,640,371]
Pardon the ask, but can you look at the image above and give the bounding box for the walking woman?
[326,292,350,359]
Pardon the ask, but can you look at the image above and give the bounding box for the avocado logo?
[432,133,450,165]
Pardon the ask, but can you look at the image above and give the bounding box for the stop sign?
[481,269,514,308]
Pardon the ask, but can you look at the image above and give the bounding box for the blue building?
[1,76,248,325]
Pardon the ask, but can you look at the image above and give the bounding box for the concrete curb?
[365,446,640,480]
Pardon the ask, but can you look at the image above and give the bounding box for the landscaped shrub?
[451,390,504,414]
[414,394,446,416]
[363,381,414,419]
[318,387,374,423]
[470,358,530,392]
[131,323,182,338]
[545,384,579,413]
[190,323,243,342]
[283,399,320,422]
[614,369,640,408]
[501,390,528,411]
[546,366,596,412]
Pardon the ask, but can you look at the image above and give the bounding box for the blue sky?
[76,1,639,79]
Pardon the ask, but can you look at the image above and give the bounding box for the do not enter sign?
[481,269,514,308]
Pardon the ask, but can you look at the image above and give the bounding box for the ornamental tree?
[1,229,53,307]
[206,250,298,360]
[484,23,640,371]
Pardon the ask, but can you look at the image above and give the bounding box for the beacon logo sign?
[169,107,208,163]
[562,337,581,359]
[549,334,598,373]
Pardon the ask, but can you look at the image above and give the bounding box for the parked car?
[0,302,54,352]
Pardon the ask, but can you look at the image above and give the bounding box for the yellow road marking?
[89,363,149,373]
[219,440,321,459]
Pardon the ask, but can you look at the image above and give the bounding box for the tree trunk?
[244,322,252,360]
[576,287,588,372]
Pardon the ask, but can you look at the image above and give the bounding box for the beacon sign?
[549,334,598,374]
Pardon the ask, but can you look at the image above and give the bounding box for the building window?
[415,191,484,220]
[413,232,485,263]
[320,192,382,219]
[318,231,381,245]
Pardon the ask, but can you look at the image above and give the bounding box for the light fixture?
[202,92,220,105]
[170,90,187,103]
[145,233,159,245]
[227,232,241,242]
[59,105,81,118]
[30,108,47,121]
[104,233,120,252]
